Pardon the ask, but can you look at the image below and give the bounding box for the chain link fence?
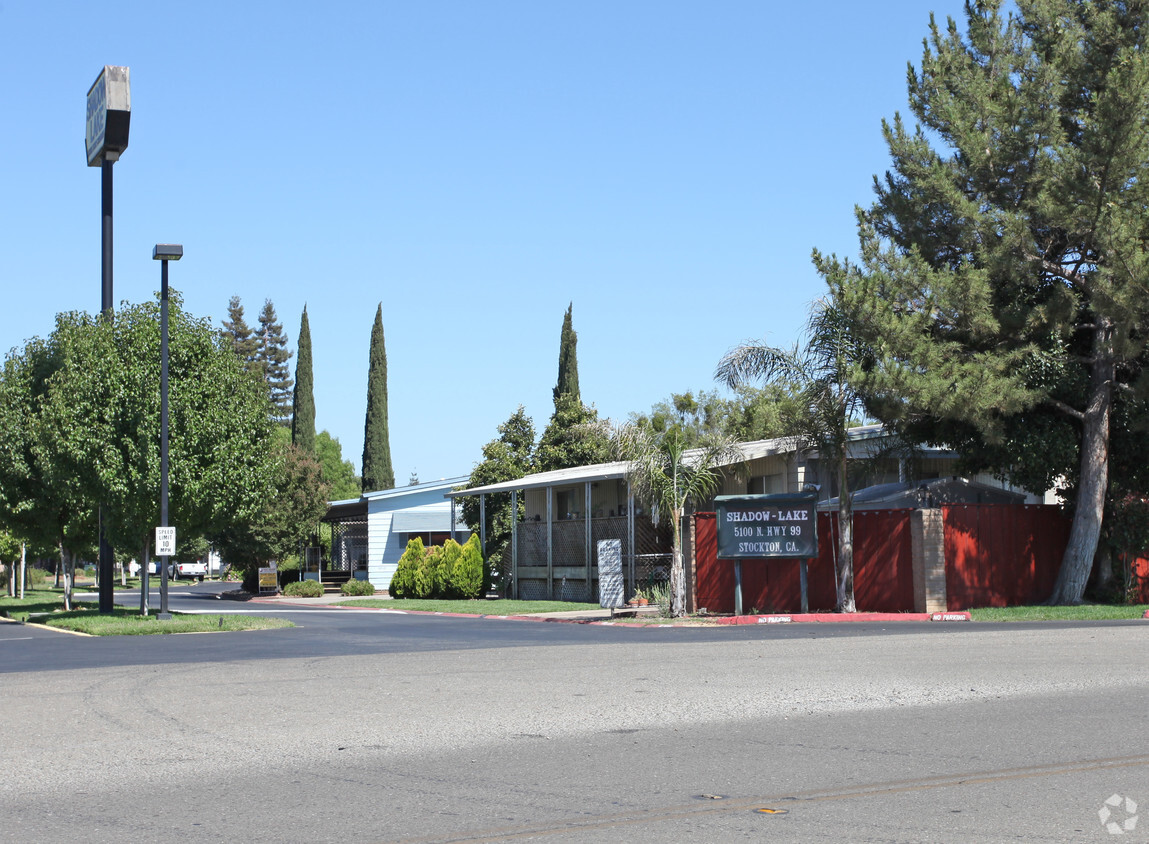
[507,515,672,601]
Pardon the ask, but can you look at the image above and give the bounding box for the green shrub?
[647,581,672,617]
[449,535,485,599]
[415,545,440,597]
[390,537,425,599]
[434,541,463,596]
[1,565,49,590]
[341,579,376,596]
[283,579,324,597]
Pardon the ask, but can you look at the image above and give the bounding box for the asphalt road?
[2,584,1147,842]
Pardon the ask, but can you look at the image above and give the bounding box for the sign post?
[715,493,819,615]
[86,66,131,615]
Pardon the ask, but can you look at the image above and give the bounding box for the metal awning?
[321,498,367,523]
[391,509,466,533]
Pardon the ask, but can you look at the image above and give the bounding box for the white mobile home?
[321,477,471,591]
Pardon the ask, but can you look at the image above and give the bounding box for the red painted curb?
[712,611,971,625]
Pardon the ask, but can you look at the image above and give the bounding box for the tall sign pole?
[86,66,131,614]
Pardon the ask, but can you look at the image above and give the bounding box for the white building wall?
[364,484,471,590]
[367,508,394,588]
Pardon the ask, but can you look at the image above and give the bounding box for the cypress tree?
[537,304,610,472]
[361,304,394,492]
[221,296,257,372]
[256,299,294,425]
[291,305,316,454]
[553,302,580,406]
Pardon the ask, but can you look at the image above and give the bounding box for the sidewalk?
[247,592,973,625]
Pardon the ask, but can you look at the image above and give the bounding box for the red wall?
[942,505,1068,609]
[694,509,914,614]
[695,506,1148,613]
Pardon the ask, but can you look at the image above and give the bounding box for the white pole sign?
[155,526,177,557]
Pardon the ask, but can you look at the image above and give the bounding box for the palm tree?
[616,426,740,617]
[715,298,868,612]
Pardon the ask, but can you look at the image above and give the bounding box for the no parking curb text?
[931,612,971,622]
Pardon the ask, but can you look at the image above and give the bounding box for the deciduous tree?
[315,430,361,502]
[36,296,277,596]
[460,407,536,567]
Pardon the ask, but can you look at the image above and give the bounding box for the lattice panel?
[517,578,550,601]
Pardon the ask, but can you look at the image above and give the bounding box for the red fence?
[693,509,913,614]
[693,504,1148,614]
[942,505,1068,609]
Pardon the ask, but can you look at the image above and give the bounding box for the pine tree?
[823,0,1149,604]
[553,302,580,405]
[256,299,293,425]
[221,296,257,372]
[361,304,394,492]
[291,305,316,453]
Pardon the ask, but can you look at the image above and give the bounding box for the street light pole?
[153,244,182,619]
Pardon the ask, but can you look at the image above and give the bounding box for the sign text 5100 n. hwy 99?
[714,493,818,559]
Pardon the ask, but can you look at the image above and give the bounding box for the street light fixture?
[153,244,182,619]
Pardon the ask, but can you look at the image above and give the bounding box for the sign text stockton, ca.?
[714,494,818,559]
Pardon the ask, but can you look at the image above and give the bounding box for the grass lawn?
[0,589,293,635]
[336,597,603,615]
[969,603,1149,622]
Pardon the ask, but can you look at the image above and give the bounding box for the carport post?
[546,487,553,600]
[627,485,635,595]
[511,490,518,599]
[479,494,486,559]
[584,482,592,596]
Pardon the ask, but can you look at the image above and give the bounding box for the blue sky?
[1,1,967,483]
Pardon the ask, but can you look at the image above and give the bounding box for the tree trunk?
[139,537,151,615]
[18,542,26,600]
[670,509,686,617]
[1091,544,1115,599]
[60,542,73,612]
[1049,322,1113,605]
[836,448,856,612]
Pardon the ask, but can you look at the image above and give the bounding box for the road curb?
[242,599,979,626]
[711,611,972,625]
